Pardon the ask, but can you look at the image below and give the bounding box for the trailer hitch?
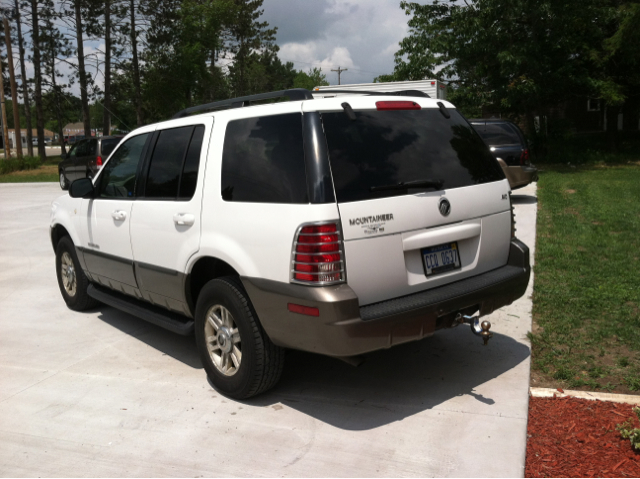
[455,314,493,346]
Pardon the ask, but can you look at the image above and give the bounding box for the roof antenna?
[341,102,356,121]
[437,101,450,119]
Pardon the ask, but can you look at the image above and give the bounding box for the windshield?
[322,109,504,203]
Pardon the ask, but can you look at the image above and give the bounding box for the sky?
[14,0,411,99]
[260,0,410,85]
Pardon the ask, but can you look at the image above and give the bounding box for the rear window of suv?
[322,109,504,203]
[475,123,522,145]
[101,138,121,157]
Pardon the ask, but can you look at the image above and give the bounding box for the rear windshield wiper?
[370,179,444,192]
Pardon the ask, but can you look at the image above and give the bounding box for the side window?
[78,140,91,156]
[68,143,78,159]
[98,133,150,199]
[87,139,98,156]
[178,126,205,199]
[144,125,202,199]
[221,113,308,204]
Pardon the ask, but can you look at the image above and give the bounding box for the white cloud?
[264,0,411,85]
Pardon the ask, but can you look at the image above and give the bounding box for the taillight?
[375,101,421,111]
[291,222,345,285]
[520,149,529,165]
[96,156,103,166]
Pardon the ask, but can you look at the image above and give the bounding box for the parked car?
[32,137,53,146]
[50,89,531,398]
[469,119,538,190]
[58,136,123,190]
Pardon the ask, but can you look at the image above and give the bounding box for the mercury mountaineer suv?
[50,88,531,399]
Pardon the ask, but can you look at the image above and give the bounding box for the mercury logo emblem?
[439,198,451,217]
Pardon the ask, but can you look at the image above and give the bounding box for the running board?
[88,284,194,335]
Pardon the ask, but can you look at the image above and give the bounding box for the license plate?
[421,242,461,277]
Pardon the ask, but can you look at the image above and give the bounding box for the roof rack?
[171,88,431,119]
[171,88,315,119]
[311,89,431,98]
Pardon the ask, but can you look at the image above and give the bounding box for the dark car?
[469,119,538,190]
[58,136,123,190]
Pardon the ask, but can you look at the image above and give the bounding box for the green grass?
[539,131,640,165]
[530,164,640,393]
[0,156,60,183]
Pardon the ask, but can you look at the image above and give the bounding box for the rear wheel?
[59,170,69,190]
[55,236,98,311]
[195,276,284,399]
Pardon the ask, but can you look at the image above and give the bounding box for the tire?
[55,236,99,311]
[195,276,285,399]
[59,170,69,190]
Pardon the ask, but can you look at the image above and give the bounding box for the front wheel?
[59,171,69,190]
[195,277,285,399]
[55,236,98,311]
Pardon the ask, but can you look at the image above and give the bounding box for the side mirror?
[69,178,95,198]
[60,152,67,159]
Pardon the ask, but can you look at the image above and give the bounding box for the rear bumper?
[242,239,531,357]
[504,164,538,189]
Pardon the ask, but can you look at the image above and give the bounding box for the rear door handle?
[111,210,127,221]
[173,213,195,226]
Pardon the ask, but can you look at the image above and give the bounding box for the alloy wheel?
[204,304,242,376]
[60,252,77,296]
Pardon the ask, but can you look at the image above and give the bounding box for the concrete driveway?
[0,182,537,477]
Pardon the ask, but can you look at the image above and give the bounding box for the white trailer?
[312,79,447,100]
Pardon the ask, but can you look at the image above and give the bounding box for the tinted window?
[179,126,204,199]
[87,139,98,156]
[145,127,194,198]
[221,113,308,204]
[75,140,89,156]
[101,138,121,157]
[68,143,78,159]
[322,109,503,203]
[98,133,149,198]
[476,123,522,145]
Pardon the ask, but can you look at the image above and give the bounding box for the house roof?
[11,128,56,137]
[62,122,88,133]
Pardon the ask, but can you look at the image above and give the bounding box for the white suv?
[50,89,530,398]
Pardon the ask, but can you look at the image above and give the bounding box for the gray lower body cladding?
[241,239,530,357]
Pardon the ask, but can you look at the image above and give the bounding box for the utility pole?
[0,52,11,159]
[331,66,348,85]
[4,17,23,159]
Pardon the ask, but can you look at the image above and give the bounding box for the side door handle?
[173,213,195,226]
[111,210,127,221]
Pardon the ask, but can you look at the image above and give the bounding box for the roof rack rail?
[312,89,431,98]
[171,88,315,119]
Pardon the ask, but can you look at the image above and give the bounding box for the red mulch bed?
[526,395,640,477]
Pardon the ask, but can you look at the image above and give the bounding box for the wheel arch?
[186,256,240,314]
[51,224,71,253]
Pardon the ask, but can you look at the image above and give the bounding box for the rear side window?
[144,125,204,200]
[322,109,504,203]
[221,113,308,204]
[476,123,522,145]
[101,138,120,157]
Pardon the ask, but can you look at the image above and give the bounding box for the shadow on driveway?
[96,305,530,431]
[511,194,538,205]
[96,307,202,369]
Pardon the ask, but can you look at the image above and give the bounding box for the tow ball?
[455,314,493,346]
